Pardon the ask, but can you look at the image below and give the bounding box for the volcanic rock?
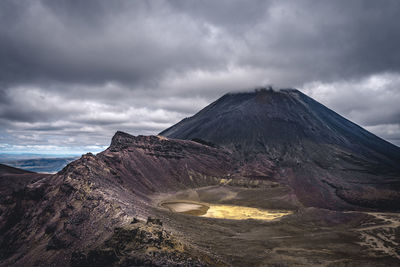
[161,89,400,210]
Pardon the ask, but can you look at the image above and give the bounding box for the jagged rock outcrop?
[70,217,208,266]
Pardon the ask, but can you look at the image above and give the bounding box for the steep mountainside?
[161,89,400,167]
[161,89,400,210]
[0,133,240,266]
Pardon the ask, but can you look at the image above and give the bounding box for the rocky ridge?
[0,134,239,266]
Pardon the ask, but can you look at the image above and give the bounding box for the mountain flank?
[161,89,400,210]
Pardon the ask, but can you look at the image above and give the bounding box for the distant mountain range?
[0,156,79,173]
[0,153,80,160]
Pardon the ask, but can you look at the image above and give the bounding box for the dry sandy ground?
[356,212,400,260]
[162,201,292,220]
[151,185,400,266]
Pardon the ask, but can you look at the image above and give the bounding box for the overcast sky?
[1,0,400,154]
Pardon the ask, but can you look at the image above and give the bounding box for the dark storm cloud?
[0,1,400,86]
[0,0,228,86]
[1,0,398,87]
[0,0,400,152]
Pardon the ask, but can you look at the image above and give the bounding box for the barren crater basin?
[161,201,292,220]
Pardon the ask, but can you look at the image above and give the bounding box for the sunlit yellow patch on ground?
[203,205,292,220]
[161,201,292,221]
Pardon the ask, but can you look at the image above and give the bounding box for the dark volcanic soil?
[161,89,400,211]
[152,184,400,266]
[1,89,400,266]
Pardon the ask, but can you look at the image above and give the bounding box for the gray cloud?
[0,0,400,152]
[302,72,400,145]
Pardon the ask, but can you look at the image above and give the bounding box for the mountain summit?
[161,89,399,166]
[161,89,400,210]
